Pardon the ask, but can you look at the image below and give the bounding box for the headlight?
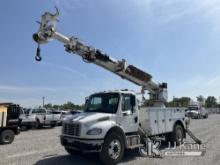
[87,128,102,135]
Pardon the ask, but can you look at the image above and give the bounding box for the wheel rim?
[3,133,11,143]
[176,128,183,143]
[108,139,121,160]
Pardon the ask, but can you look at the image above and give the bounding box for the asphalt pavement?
[0,114,220,165]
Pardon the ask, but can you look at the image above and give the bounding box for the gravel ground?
[0,114,220,165]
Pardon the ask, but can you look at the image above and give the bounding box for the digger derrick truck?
[33,8,200,165]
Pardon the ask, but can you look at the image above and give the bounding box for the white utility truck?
[186,103,208,119]
[19,108,57,130]
[32,8,200,165]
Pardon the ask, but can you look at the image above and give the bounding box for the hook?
[35,44,42,62]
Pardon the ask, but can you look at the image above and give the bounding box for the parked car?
[19,108,57,130]
[186,105,208,119]
[50,110,65,126]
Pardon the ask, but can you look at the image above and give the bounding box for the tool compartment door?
[149,109,159,135]
[164,109,173,132]
[157,109,166,134]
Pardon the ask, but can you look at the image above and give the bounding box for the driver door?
[119,94,138,133]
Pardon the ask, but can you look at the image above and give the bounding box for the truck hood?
[187,110,199,114]
[64,112,112,124]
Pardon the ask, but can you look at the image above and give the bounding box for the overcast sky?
[1,0,220,107]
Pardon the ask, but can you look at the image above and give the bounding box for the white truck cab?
[186,104,208,119]
[61,90,188,165]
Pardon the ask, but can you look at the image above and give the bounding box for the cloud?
[131,0,220,24]
[41,61,88,80]
[0,85,59,107]
[169,74,220,101]
[55,0,84,17]
[0,85,56,93]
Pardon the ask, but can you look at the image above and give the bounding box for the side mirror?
[85,97,89,109]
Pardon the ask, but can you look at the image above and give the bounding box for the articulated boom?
[32,8,168,105]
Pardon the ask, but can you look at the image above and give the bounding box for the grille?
[63,123,81,136]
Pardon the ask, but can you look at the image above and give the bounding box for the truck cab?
[61,90,187,165]
[0,103,21,144]
[186,105,208,119]
[61,90,138,163]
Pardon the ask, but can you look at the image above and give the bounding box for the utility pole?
[42,96,45,108]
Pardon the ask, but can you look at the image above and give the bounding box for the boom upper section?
[32,8,168,105]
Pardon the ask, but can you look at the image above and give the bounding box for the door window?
[122,95,132,111]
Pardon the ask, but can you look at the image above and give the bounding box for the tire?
[171,125,184,146]
[50,123,56,128]
[35,120,41,129]
[65,148,81,155]
[21,125,27,131]
[99,132,125,165]
[0,130,15,144]
[27,125,32,130]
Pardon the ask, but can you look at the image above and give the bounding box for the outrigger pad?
[186,128,202,144]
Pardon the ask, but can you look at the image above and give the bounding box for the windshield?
[51,111,61,114]
[85,93,119,113]
[24,108,31,115]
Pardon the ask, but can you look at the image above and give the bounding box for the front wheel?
[99,132,124,165]
[0,130,15,144]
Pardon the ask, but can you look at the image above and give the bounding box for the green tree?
[196,95,205,104]
[166,97,191,107]
[205,96,217,108]
[44,103,52,109]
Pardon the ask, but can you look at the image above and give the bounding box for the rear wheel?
[99,132,124,165]
[0,130,15,144]
[50,123,56,128]
[35,120,42,129]
[21,125,27,131]
[171,125,184,146]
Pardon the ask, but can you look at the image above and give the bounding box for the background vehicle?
[50,110,62,126]
[0,103,21,144]
[186,104,208,119]
[61,110,81,121]
[19,108,57,130]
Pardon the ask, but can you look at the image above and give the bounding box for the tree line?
[44,95,219,110]
[44,102,84,110]
[143,95,220,108]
